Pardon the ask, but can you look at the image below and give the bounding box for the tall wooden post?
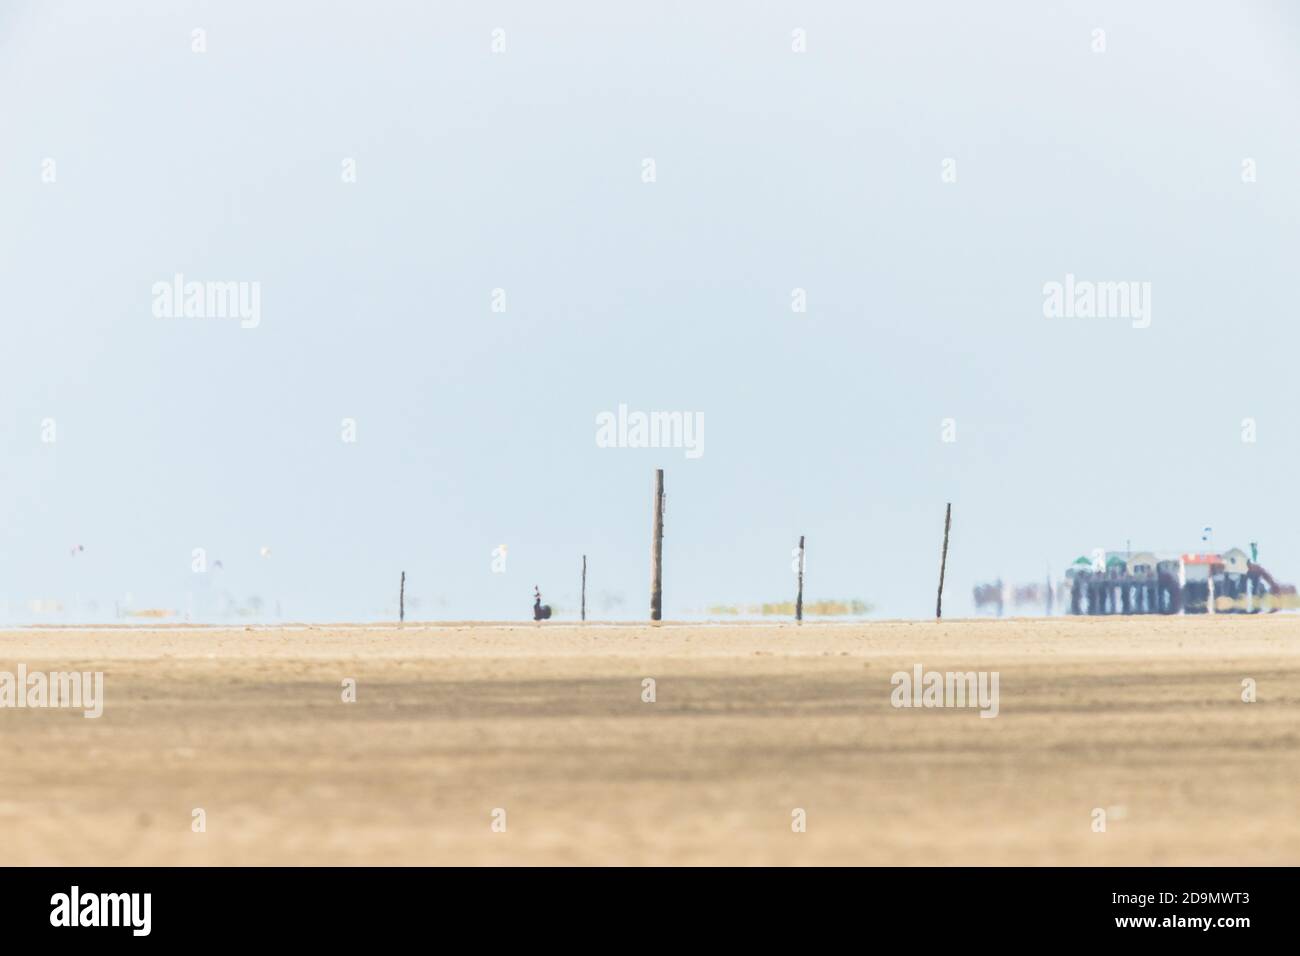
[650,469,664,621]
[399,570,406,623]
[936,503,951,619]
[581,555,587,622]
[795,535,805,623]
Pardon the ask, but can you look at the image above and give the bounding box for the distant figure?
[532,586,552,621]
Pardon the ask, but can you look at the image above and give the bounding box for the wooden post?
[581,555,587,622]
[650,469,664,621]
[399,570,406,623]
[795,535,805,623]
[936,503,951,619]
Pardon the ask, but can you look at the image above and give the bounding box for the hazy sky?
[3,1,1299,622]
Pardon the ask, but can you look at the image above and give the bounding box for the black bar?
[0,867,1279,943]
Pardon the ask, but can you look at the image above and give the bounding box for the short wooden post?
[795,535,805,623]
[399,570,406,623]
[581,555,587,622]
[936,503,951,619]
[650,469,664,621]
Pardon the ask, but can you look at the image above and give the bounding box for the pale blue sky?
[3,1,1299,622]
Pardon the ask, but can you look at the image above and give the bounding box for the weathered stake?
[400,570,406,623]
[650,468,664,621]
[936,503,951,619]
[795,535,805,623]
[581,554,587,622]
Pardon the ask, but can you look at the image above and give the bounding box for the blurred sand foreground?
[1,618,1297,866]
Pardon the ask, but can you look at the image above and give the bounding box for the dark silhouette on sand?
[532,587,552,621]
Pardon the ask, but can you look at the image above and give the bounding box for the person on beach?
[533,587,552,621]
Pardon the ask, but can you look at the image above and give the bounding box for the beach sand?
[1,617,1297,865]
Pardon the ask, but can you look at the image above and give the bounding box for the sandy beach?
[1,617,1297,865]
